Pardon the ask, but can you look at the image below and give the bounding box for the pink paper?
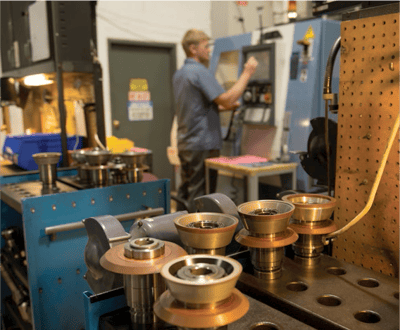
[130,147,149,152]
[208,155,268,165]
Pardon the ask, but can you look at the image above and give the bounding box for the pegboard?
[333,12,399,277]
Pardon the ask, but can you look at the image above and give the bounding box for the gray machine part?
[83,215,131,294]
[129,194,244,254]
[195,193,244,254]
[129,211,189,246]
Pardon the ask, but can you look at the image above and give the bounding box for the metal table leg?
[205,165,210,195]
[247,175,258,201]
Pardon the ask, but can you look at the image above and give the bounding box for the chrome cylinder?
[38,163,57,188]
[89,168,109,187]
[126,168,144,183]
[124,273,165,324]
[77,167,90,183]
[249,247,284,280]
[33,153,61,192]
[292,234,324,259]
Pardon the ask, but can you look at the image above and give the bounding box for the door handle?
[113,120,120,129]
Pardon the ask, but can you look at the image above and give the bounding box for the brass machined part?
[100,240,187,275]
[289,220,338,235]
[174,213,238,254]
[160,255,242,305]
[154,255,248,329]
[237,200,295,235]
[100,238,187,325]
[235,228,298,249]
[282,194,336,222]
[154,289,248,329]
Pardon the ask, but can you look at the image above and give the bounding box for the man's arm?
[214,56,258,110]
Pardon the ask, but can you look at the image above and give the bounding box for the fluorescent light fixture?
[288,12,298,19]
[23,74,53,86]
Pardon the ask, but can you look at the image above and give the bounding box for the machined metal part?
[101,238,187,325]
[125,165,148,183]
[129,211,188,246]
[84,149,113,166]
[237,254,399,330]
[117,151,151,168]
[1,181,76,213]
[282,194,336,223]
[117,151,150,183]
[32,152,61,192]
[154,255,249,330]
[283,194,337,262]
[238,200,295,235]
[236,200,297,279]
[174,213,238,255]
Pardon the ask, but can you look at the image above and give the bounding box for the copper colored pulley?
[236,200,298,280]
[283,194,337,265]
[154,255,249,330]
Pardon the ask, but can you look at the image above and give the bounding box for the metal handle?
[44,208,164,236]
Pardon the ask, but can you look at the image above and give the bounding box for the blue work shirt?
[173,58,225,151]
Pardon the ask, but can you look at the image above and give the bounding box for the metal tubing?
[323,37,341,95]
[45,208,164,235]
[124,273,165,324]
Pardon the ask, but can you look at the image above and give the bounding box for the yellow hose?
[324,114,400,243]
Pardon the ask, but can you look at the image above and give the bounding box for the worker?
[172,28,258,212]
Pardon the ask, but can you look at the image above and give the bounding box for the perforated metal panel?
[333,12,399,277]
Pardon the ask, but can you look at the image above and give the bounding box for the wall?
[96,1,212,137]
[211,1,274,39]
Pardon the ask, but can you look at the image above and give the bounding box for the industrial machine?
[1,150,167,330]
[210,17,341,192]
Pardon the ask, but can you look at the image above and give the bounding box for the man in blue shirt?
[173,29,258,211]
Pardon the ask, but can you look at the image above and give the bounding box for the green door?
[108,40,176,182]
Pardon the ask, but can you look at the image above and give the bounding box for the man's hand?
[218,101,240,112]
[243,56,258,77]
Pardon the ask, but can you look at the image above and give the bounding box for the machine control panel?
[242,43,275,126]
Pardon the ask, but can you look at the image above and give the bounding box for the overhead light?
[23,74,53,86]
[288,0,298,19]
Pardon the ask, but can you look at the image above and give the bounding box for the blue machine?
[1,170,169,330]
[210,18,341,192]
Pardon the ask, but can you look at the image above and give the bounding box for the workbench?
[205,156,297,202]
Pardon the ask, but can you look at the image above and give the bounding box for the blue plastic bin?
[2,133,83,170]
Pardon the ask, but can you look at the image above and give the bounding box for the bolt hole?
[250,322,281,330]
[358,278,380,288]
[134,238,155,246]
[327,267,347,275]
[190,267,214,276]
[317,295,342,307]
[286,282,308,292]
[354,311,381,324]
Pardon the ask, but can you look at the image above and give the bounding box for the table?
[205,157,297,202]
